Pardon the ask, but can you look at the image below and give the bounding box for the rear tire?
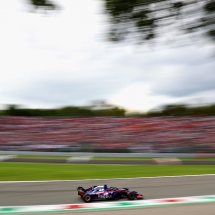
[127,191,136,200]
[83,194,92,202]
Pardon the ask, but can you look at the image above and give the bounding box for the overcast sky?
[1,0,215,112]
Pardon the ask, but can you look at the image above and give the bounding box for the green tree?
[104,0,215,44]
[26,0,215,45]
[28,0,59,10]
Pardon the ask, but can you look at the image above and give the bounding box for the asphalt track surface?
[1,175,215,207]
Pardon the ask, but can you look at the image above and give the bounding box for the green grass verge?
[0,163,215,181]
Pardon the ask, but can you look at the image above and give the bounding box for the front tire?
[127,191,136,200]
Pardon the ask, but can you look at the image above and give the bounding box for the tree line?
[1,103,215,117]
[0,105,125,117]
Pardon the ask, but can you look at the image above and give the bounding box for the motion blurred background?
[1,0,215,154]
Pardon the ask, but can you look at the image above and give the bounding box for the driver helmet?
[104,184,108,190]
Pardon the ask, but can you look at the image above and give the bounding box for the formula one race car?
[77,184,143,202]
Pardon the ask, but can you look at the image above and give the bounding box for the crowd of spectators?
[0,116,215,153]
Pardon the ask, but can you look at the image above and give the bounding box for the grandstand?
[0,117,215,153]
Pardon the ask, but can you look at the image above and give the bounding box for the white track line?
[0,174,215,183]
